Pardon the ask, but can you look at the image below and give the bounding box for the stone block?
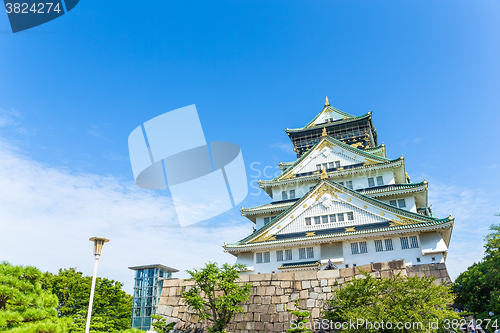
[388,259,405,269]
[273,323,284,331]
[163,279,180,287]
[168,288,177,296]
[255,321,264,330]
[261,314,271,322]
[245,321,255,330]
[294,281,302,290]
[336,277,345,284]
[165,297,178,306]
[271,296,281,304]
[238,273,250,282]
[266,286,276,295]
[279,311,290,322]
[295,271,317,280]
[314,287,322,293]
[309,292,319,299]
[271,281,281,286]
[272,272,294,281]
[172,307,179,317]
[311,307,320,318]
[281,280,291,288]
[355,264,372,274]
[262,295,272,304]
[340,267,355,278]
[301,280,311,289]
[291,293,299,301]
[280,295,290,303]
[243,312,253,321]
[381,270,393,278]
[254,295,261,303]
[299,290,309,299]
[265,323,274,331]
[249,273,272,282]
[318,293,326,300]
[256,286,265,295]
[277,303,284,312]
[234,312,243,321]
[320,279,328,287]
[276,288,284,296]
[323,286,331,293]
[370,271,381,278]
[237,321,246,330]
[317,269,340,279]
[311,280,319,288]
[306,299,315,308]
[260,280,271,286]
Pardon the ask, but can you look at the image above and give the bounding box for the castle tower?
[224,99,453,274]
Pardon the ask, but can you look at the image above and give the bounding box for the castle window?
[289,190,296,199]
[329,215,336,223]
[306,247,314,258]
[409,236,419,248]
[322,215,329,224]
[389,200,397,207]
[346,180,353,189]
[398,199,406,208]
[377,176,384,186]
[299,248,306,259]
[316,164,321,171]
[328,162,335,169]
[264,217,270,225]
[351,243,359,255]
[335,161,341,168]
[400,237,410,249]
[431,257,436,262]
[276,250,283,262]
[368,177,375,187]
[305,217,311,226]
[374,240,383,252]
[384,239,394,251]
[256,253,263,263]
[282,191,288,200]
[285,249,292,261]
[347,212,354,221]
[416,257,421,263]
[337,213,344,222]
[359,241,367,253]
[264,252,270,262]
[314,217,321,224]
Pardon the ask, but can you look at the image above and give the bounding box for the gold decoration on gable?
[306,232,316,237]
[363,159,379,166]
[250,231,277,243]
[394,215,422,226]
[351,142,364,149]
[345,227,356,232]
[314,184,340,201]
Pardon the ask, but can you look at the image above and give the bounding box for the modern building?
[129,264,178,331]
[224,98,454,273]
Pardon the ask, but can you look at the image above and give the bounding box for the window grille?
[375,240,383,252]
[400,237,410,249]
[299,248,306,259]
[285,249,292,261]
[306,247,314,258]
[351,243,359,255]
[276,250,283,262]
[256,253,263,263]
[385,239,394,251]
[368,177,375,187]
[409,236,419,248]
[359,241,368,253]
[377,176,384,186]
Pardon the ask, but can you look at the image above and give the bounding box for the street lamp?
[85,237,109,333]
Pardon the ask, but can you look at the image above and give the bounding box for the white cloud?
[270,142,295,155]
[428,181,499,280]
[0,137,250,293]
[0,108,22,127]
[413,137,423,144]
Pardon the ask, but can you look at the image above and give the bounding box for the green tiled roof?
[286,113,369,133]
[279,260,320,269]
[270,135,394,182]
[230,179,450,247]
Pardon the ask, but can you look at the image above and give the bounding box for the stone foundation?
[156,260,450,333]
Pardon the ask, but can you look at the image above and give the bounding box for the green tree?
[150,315,175,333]
[323,271,459,333]
[180,262,251,333]
[0,262,70,333]
[452,223,500,322]
[287,300,312,333]
[42,268,133,332]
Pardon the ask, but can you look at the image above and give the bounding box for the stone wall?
[156,260,450,333]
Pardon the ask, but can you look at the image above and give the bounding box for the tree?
[42,268,133,332]
[0,262,70,332]
[180,262,251,333]
[452,223,500,323]
[323,271,459,333]
[150,315,175,333]
[287,300,312,333]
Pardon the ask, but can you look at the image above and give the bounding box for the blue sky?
[0,1,499,292]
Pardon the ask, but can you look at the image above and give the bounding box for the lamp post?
[85,237,109,333]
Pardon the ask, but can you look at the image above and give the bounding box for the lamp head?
[89,237,109,256]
